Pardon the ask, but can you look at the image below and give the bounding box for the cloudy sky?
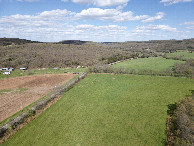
[0,0,194,42]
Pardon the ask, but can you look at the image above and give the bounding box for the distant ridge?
[57,40,89,45]
[0,38,41,46]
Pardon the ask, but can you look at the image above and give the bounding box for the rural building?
[3,71,11,75]
[1,67,14,71]
[2,68,9,71]
[8,68,14,71]
[20,68,27,70]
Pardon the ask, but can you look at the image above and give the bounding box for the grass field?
[167,50,194,60]
[112,57,184,72]
[3,74,194,146]
[0,68,87,79]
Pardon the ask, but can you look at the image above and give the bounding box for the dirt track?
[0,74,76,122]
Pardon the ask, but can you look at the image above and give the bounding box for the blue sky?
[0,0,194,42]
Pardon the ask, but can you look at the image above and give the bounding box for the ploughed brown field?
[0,74,76,122]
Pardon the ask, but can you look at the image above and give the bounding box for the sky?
[0,0,194,42]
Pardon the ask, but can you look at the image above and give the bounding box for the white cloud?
[186,26,194,29]
[181,21,194,29]
[116,3,128,10]
[0,8,129,42]
[0,8,163,29]
[0,8,178,42]
[160,0,193,6]
[181,21,194,25]
[135,25,178,33]
[0,9,74,27]
[0,23,129,42]
[141,12,165,23]
[76,8,163,22]
[130,24,184,40]
[62,0,130,7]
[75,24,127,31]
[0,7,163,24]
[38,9,75,20]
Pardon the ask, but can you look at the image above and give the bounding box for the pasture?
[167,50,194,60]
[112,57,184,73]
[3,74,194,146]
[0,68,86,79]
[0,74,76,122]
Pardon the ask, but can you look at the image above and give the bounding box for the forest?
[0,38,194,71]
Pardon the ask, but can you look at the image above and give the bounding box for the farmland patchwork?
[2,74,194,146]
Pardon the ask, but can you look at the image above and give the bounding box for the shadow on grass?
[190,90,194,97]
[167,103,177,115]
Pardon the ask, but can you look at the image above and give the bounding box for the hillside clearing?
[167,50,194,60]
[112,57,185,72]
[3,74,194,145]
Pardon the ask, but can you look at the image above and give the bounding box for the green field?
[112,57,184,72]
[3,74,194,146]
[167,50,194,60]
[0,68,87,79]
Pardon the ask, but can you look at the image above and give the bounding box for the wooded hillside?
[0,38,194,69]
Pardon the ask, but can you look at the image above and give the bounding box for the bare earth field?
[0,74,76,122]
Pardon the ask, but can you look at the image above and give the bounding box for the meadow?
[3,74,194,146]
[0,68,86,79]
[167,50,194,60]
[112,57,184,72]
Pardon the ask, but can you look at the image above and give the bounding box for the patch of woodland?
[167,92,194,146]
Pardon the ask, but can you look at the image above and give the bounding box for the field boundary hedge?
[88,64,194,78]
[166,91,194,146]
[0,73,87,142]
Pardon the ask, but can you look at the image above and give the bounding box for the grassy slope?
[167,50,194,60]
[3,74,194,146]
[112,57,185,72]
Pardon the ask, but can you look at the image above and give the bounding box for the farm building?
[1,67,14,71]
[2,68,9,71]
[3,71,11,75]
[20,68,27,70]
[7,68,14,71]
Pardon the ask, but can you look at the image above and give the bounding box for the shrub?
[173,60,194,76]
[170,97,194,145]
